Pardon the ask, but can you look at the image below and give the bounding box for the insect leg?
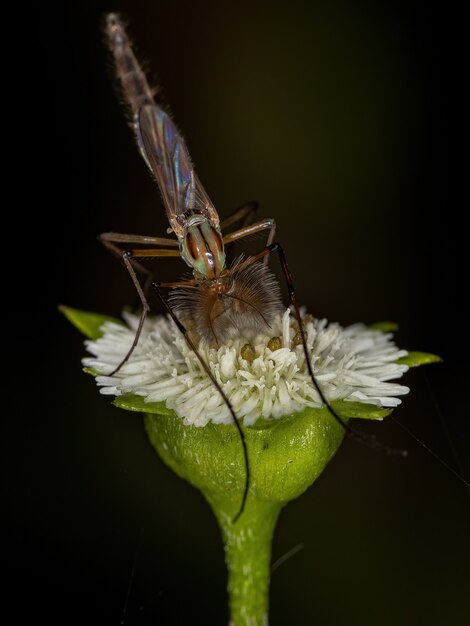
[99,232,179,297]
[99,233,181,374]
[153,279,199,287]
[227,244,405,455]
[220,201,259,230]
[151,281,250,523]
[99,232,179,246]
[273,244,470,483]
[223,218,276,266]
[221,202,262,266]
[267,242,406,456]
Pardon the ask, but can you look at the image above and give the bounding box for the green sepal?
[59,305,122,340]
[397,351,442,367]
[369,321,399,333]
[114,395,172,415]
[83,367,101,377]
[331,400,391,420]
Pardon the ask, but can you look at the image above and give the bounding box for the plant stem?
[209,497,282,626]
[143,408,346,624]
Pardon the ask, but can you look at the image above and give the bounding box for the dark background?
[5,1,469,624]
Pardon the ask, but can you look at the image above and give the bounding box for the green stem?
[143,408,347,624]
[210,498,281,626]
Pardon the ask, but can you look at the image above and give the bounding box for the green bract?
[397,351,442,367]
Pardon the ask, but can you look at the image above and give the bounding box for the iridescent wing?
[136,104,218,235]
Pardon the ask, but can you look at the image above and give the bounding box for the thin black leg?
[151,281,251,522]
[268,242,406,457]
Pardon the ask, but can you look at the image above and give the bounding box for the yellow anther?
[241,343,255,363]
[267,336,282,351]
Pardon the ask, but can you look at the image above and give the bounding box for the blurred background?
[5,1,468,624]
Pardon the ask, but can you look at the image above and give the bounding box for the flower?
[63,301,440,626]
[82,309,410,427]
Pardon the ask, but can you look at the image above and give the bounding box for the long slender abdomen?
[105,13,154,114]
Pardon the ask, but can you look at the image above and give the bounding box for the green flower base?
[145,405,346,624]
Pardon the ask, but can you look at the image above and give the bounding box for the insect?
[101,13,410,520]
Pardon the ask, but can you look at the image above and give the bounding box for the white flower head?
[83,309,410,427]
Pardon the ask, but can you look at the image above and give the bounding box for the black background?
[5,1,469,625]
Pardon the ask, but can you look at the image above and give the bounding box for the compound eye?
[211,227,223,252]
[185,232,198,260]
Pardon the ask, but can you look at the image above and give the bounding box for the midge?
[101,13,381,520]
